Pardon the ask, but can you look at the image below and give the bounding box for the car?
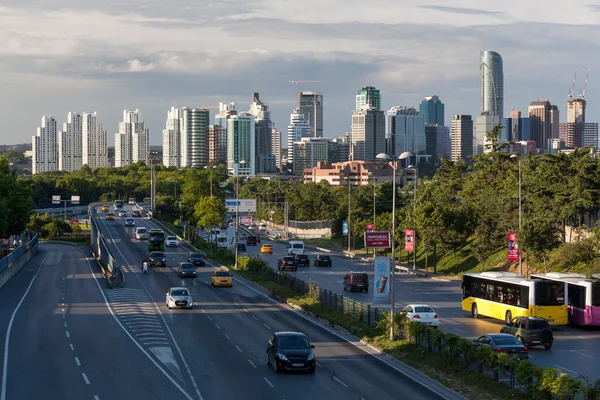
[261,244,273,254]
[106,213,116,220]
[132,210,141,218]
[500,316,554,349]
[294,254,310,267]
[135,227,148,240]
[248,224,257,231]
[343,272,369,292]
[401,304,440,327]
[237,242,247,252]
[314,254,332,267]
[247,235,260,246]
[124,218,135,227]
[211,269,233,287]
[259,223,267,232]
[165,236,179,247]
[278,256,297,272]
[473,334,529,359]
[177,262,197,278]
[118,211,127,218]
[165,287,192,309]
[266,332,316,374]
[148,251,166,267]
[101,205,109,212]
[187,253,206,267]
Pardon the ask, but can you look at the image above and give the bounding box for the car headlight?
[276,353,288,361]
[307,352,314,361]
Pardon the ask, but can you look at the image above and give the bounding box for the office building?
[297,91,323,138]
[304,160,400,186]
[215,102,237,128]
[425,124,451,162]
[559,123,599,149]
[271,128,282,168]
[32,116,58,174]
[162,107,183,168]
[528,100,559,149]
[351,108,386,161]
[287,109,311,163]
[419,95,445,125]
[451,115,473,162]
[58,112,82,172]
[292,137,340,175]
[186,107,210,168]
[480,50,504,117]
[567,98,586,123]
[385,106,425,163]
[208,125,226,164]
[115,109,149,167]
[250,92,275,173]
[82,112,108,169]
[227,113,256,176]
[356,86,381,110]
[475,113,501,153]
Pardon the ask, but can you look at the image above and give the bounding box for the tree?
[0,158,34,236]
[194,196,226,231]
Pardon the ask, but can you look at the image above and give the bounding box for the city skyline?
[1,1,599,145]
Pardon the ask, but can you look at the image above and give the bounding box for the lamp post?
[368,171,376,257]
[204,165,218,197]
[234,160,246,270]
[406,164,418,270]
[510,154,523,275]
[343,176,352,251]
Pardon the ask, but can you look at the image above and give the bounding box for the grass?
[302,237,347,251]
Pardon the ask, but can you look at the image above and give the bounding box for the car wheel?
[364,288,368,293]
[505,311,512,325]
[273,359,280,373]
[308,365,316,374]
[471,303,478,319]
[544,342,553,350]
[266,353,271,366]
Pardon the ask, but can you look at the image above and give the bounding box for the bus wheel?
[471,303,478,319]
[505,311,512,324]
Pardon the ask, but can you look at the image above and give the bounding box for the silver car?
[125,218,135,226]
[166,287,192,309]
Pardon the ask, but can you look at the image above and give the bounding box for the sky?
[2,0,600,146]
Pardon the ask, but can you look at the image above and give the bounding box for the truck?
[148,229,165,251]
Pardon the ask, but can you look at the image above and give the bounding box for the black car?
[148,251,166,267]
[132,210,141,218]
[500,317,554,349]
[278,256,297,272]
[266,332,316,374]
[246,235,259,246]
[473,334,529,359]
[237,243,247,252]
[314,254,332,267]
[177,262,197,278]
[295,254,310,267]
[187,253,206,267]
[343,272,368,292]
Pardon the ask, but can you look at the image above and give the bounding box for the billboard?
[225,199,256,213]
[373,257,391,304]
[508,232,519,261]
[239,216,253,226]
[404,229,414,252]
[71,195,80,205]
[366,223,375,232]
[52,195,61,205]
[342,220,349,237]
[364,231,391,248]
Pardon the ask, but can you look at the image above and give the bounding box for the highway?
[0,243,191,400]
[94,207,462,400]
[234,235,600,380]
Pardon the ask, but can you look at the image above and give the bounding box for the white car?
[258,223,267,232]
[401,304,439,327]
[165,236,179,247]
[248,224,257,230]
[166,287,192,309]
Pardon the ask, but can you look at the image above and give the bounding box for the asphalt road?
[0,243,191,400]
[93,207,461,400]
[229,235,600,380]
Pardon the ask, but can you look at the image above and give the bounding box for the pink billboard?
[404,230,414,252]
[508,232,519,261]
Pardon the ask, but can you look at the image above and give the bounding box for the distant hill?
[0,143,30,152]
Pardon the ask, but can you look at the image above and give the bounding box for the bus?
[461,271,568,325]
[148,229,165,251]
[531,273,600,326]
[113,200,124,211]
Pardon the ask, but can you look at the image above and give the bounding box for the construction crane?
[290,79,327,108]
[568,66,578,98]
[579,67,591,99]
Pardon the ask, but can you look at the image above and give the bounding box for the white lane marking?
[64,322,67,328]
[252,316,259,321]
[94,396,100,400]
[333,376,348,388]
[235,345,242,353]
[70,344,74,351]
[316,362,323,367]
[207,316,212,321]
[263,377,274,388]
[66,331,70,338]
[75,357,80,366]
[453,328,467,334]
[243,309,248,312]
[248,359,257,368]
[556,365,578,375]
[263,324,271,330]
[224,334,231,340]
[82,373,90,384]
[571,350,595,359]
[215,324,221,330]
[1,255,46,400]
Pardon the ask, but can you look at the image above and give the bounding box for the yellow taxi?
[211,269,233,287]
[101,205,109,212]
[260,244,273,254]
[106,213,116,220]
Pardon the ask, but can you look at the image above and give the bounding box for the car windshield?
[278,335,310,349]
[284,257,295,261]
[414,306,435,313]
[151,252,164,257]
[493,336,521,346]
[319,255,330,260]
[190,253,203,259]
[171,289,189,296]
[297,255,308,259]
[525,320,549,329]
[216,271,230,277]
[167,236,176,240]
[181,264,195,270]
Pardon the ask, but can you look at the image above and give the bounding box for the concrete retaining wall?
[0,237,39,290]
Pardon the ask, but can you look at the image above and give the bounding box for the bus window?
[534,281,564,306]
[592,282,600,307]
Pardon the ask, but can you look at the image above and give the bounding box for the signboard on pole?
[239,216,253,226]
[71,195,80,205]
[342,221,349,237]
[508,232,519,261]
[364,231,391,248]
[225,199,256,213]
[373,257,391,304]
[404,230,414,252]
[52,195,61,205]
[366,223,375,232]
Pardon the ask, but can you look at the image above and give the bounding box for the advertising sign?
[373,257,391,304]
[366,223,375,232]
[52,195,61,205]
[364,231,391,248]
[508,232,519,261]
[404,229,414,252]
[71,195,80,205]
[239,216,253,226]
[225,199,257,213]
[342,220,349,237]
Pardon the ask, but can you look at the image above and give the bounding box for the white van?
[135,227,148,240]
[287,240,305,255]
[216,235,229,248]
[258,223,267,232]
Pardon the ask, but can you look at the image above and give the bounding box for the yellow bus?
[461,272,568,325]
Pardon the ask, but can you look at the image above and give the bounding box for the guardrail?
[89,205,124,287]
[0,233,39,290]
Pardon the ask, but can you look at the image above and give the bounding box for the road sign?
[364,231,390,248]
[52,195,61,205]
[71,195,80,205]
[225,199,256,213]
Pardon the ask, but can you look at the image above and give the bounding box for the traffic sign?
[225,199,256,213]
[52,195,61,205]
[71,195,80,205]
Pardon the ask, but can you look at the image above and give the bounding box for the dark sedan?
[314,254,332,267]
[266,332,316,373]
[187,253,206,267]
[148,251,166,267]
[177,262,197,278]
[294,254,310,267]
[473,334,529,359]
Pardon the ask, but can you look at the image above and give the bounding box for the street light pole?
[344,176,351,252]
[234,160,246,270]
[368,171,377,257]
[511,154,523,276]
[407,166,418,270]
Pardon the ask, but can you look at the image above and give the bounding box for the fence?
[90,207,124,287]
[288,220,333,230]
[0,233,39,290]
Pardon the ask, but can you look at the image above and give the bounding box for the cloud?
[419,5,507,16]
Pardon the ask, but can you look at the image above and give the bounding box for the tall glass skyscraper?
[480,50,504,118]
[356,86,381,110]
[419,95,445,125]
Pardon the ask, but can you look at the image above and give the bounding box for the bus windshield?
[149,231,165,242]
[592,282,600,307]
[534,281,565,306]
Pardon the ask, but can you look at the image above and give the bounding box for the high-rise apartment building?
[250,92,276,173]
[82,112,108,169]
[208,125,226,164]
[356,86,381,110]
[272,127,282,169]
[32,116,58,174]
[58,112,82,172]
[528,100,559,149]
[287,109,310,163]
[385,106,425,163]
[161,107,209,168]
[480,50,504,117]
[227,113,255,176]
[419,95,445,125]
[162,107,183,168]
[297,91,323,138]
[451,115,473,162]
[567,98,586,123]
[350,108,386,161]
[115,109,148,167]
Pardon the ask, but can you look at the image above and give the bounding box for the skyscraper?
[208,125,226,164]
[58,112,82,172]
[115,109,148,168]
[297,91,323,138]
[162,107,182,168]
[82,112,108,169]
[419,95,445,125]
[250,92,276,173]
[272,127,282,169]
[559,98,598,148]
[186,107,210,168]
[385,106,425,162]
[227,113,255,176]
[287,109,310,163]
[356,86,381,110]
[475,113,501,154]
[451,115,473,162]
[351,108,386,161]
[528,100,559,149]
[480,50,504,117]
[425,125,451,163]
[32,116,58,174]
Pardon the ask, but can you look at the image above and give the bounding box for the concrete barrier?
[0,237,39,290]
